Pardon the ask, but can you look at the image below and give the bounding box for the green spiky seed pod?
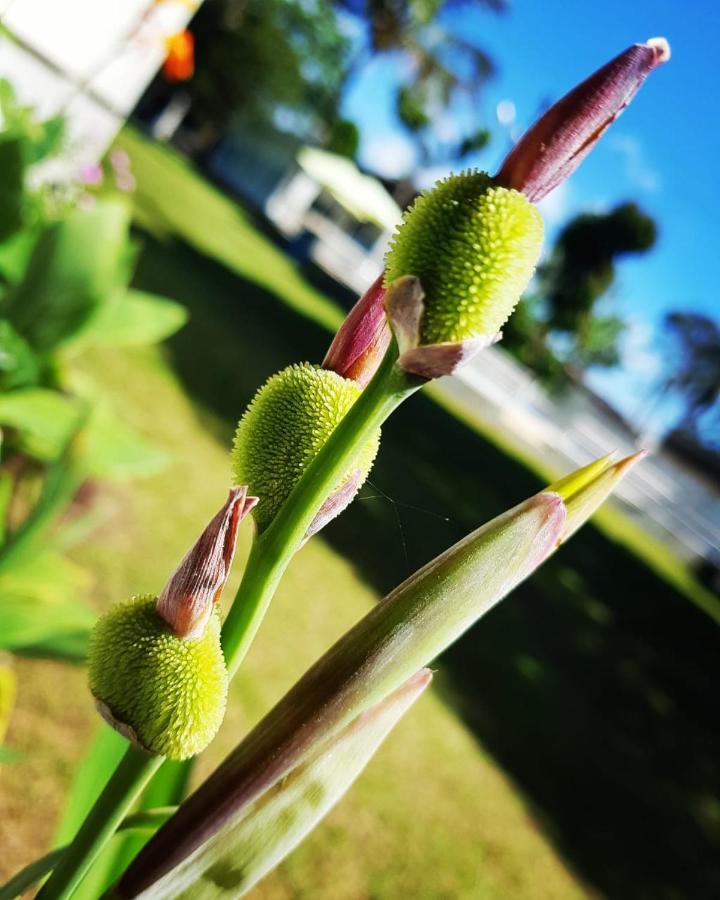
[232,363,380,531]
[88,596,228,760]
[385,171,543,345]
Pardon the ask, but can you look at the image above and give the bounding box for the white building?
[0,0,200,173]
[209,128,402,295]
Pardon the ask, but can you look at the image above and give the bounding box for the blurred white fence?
[438,347,720,568]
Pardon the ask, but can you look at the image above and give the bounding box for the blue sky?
[340,0,719,434]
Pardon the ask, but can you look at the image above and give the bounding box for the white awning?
[297,146,402,231]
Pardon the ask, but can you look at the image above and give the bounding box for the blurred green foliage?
[504,202,658,385]
[663,311,720,450]
[0,83,187,665]
[143,0,502,167]
[162,0,349,152]
[338,0,502,165]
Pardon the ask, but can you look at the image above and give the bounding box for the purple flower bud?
[115,172,136,193]
[156,487,258,639]
[496,38,670,202]
[109,148,131,174]
[322,275,391,388]
[79,162,103,186]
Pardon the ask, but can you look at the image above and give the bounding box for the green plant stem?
[36,745,163,900]
[33,343,419,899]
[221,342,419,675]
[0,808,175,900]
[0,417,87,573]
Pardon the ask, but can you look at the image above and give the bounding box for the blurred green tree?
[663,312,720,448]
[142,0,501,166]
[542,202,657,333]
[503,202,657,385]
[326,118,361,158]
[175,0,350,153]
[336,0,503,166]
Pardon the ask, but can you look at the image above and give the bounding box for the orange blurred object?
[163,30,194,82]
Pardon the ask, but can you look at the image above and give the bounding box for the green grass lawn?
[2,129,718,900]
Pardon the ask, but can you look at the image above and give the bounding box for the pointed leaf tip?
[614,448,648,473]
[551,450,647,543]
[546,451,617,501]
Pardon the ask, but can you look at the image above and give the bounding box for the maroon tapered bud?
[156,487,258,639]
[322,274,392,388]
[496,38,670,202]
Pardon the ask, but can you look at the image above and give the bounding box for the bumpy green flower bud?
[88,596,228,760]
[385,171,543,346]
[232,363,380,532]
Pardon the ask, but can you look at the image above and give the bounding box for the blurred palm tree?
[663,312,720,447]
[335,0,507,165]
[503,203,658,384]
[146,0,350,154]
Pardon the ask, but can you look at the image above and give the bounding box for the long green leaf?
[137,672,432,899]
[0,809,173,900]
[2,201,132,352]
[54,726,129,847]
[0,136,24,241]
[0,470,13,546]
[51,720,185,900]
[0,849,65,900]
[0,389,82,461]
[0,225,40,286]
[66,761,192,899]
[82,406,168,481]
[0,319,40,390]
[78,290,188,348]
[0,416,88,566]
[0,550,93,654]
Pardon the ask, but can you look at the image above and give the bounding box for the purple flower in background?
[115,172,137,193]
[109,148,131,174]
[79,162,103,186]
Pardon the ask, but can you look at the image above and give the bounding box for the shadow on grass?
[134,233,720,900]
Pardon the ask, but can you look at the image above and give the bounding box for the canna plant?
[0,84,189,663]
[0,203,187,661]
[2,38,669,899]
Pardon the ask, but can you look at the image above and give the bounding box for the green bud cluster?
[88,596,228,760]
[385,171,543,345]
[232,363,380,531]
